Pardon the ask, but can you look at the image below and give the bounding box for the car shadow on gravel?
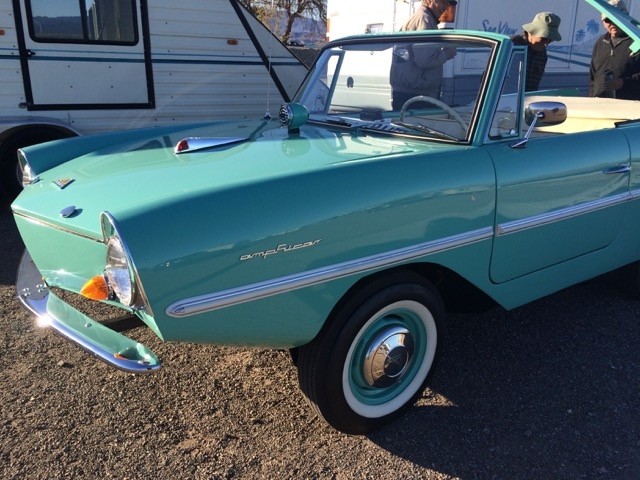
[368,277,640,479]
[0,204,24,287]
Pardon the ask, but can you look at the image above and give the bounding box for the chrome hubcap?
[363,326,414,388]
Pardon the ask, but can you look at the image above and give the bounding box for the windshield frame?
[293,32,501,145]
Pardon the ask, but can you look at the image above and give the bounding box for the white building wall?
[327,0,419,40]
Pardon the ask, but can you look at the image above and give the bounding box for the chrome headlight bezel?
[105,235,135,306]
[100,212,152,313]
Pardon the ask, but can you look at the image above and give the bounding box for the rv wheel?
[0,129,74,202]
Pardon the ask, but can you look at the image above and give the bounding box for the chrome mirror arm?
[510,112,543,149]
[509,101,567,149]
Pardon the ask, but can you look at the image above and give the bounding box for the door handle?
[604,165,631,174]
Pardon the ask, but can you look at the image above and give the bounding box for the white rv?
[0,0,308,200]
[327,0,637,94]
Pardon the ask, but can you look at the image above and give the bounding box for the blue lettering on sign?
[482,19,518,36]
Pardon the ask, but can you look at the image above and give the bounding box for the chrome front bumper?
[16,251,161,373]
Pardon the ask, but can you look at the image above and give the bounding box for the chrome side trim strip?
[496,192,631,236]
[166,227,494,318]
[12,211,104,243]
[630,188,640,200]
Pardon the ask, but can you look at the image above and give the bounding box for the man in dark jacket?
[389,0,456,110]
[511,12,562,92]
[589,0,640,99]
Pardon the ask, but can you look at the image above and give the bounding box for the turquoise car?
[12,0,640,434]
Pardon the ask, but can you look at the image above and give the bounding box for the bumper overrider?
[16,250,161,373]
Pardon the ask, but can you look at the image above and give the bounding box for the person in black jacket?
[589,0,640,99]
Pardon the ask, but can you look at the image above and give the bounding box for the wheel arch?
[330,262,497,322]
[404,262,498,314]
[0,122,79,201]
[291,261,495,360]
[0,123,79,145]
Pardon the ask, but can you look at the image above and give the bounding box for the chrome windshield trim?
[12,211,103,243]
[496,192,631,236]
[166,227,494,318]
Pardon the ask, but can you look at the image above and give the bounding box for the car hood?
[12,120,450,238]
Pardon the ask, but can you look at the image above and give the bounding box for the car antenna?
[263,0,275,121]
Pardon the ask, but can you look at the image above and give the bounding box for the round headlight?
[105,236,134,306]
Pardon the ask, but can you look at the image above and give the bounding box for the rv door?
[14,0,152,110]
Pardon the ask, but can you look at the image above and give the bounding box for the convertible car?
[12,0,640,434]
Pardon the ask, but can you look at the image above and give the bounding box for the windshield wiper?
[362,120,460,141]
[326,118,353,127]
[319,117,462,141]
[393,121,459,141]
[309,116,355,128]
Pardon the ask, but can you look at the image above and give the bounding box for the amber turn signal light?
[81,274,110,301]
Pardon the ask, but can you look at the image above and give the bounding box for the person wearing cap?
[511,12,562,91]
[389,0,456,110]
[401,0,450,31]
[589,0,640,99]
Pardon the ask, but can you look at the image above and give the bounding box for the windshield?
[295,36,497,142]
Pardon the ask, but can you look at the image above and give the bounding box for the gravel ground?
[1,203,639,479]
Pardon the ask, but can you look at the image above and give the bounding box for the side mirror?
[511,101,567,149]
[524,101,567,127]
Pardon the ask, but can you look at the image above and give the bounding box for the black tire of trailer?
[0,128,77,203]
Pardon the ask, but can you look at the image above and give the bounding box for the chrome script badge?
[240,240,321,261]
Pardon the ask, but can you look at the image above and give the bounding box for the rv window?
[27,0,138,45]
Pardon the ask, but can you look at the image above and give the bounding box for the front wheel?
[297,274,445,434]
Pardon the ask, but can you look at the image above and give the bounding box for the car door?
[485,128,630,284]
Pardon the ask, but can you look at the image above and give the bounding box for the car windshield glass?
[295,36,496,142]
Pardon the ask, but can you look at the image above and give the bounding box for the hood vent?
[174,136,248,154]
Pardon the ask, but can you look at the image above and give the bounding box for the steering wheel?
[399,95,468,132]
